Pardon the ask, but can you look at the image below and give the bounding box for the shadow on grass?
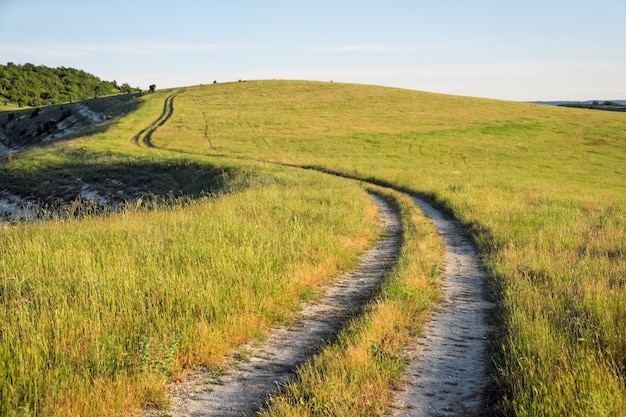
[1,152,249,219]
[1,93,142,151]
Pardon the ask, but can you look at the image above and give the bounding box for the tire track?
[388,197,494,416]
[132,89,185,147]
[201,110,215,149]
[188,96,215,149]
[140,193,402,417]
[281,165,495,415]
[126,106,494,417]
[127,150,494,415]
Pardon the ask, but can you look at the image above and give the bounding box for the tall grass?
[3,80,625,416]
[156,80,626,415]
[0,167,380,416]
[260,187,444,416]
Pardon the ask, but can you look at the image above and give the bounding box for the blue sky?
[1,0,624,101]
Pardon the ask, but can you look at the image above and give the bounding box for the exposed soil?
[386,197,494,416]
[138,194,403,417]
[0,94,141,220]
[0,91,220,221]
[0,93,140,153]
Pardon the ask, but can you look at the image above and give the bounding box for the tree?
[0,63,138,105]
[149,84,156,93]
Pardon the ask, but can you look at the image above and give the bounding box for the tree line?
[559,100,626,113]
[0,62,140,107]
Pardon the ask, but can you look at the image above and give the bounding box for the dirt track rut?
[145,193,402,417]
[132,89,185,147]
[137,193,494,416]
[387,197,494,416]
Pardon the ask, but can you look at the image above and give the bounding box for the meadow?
[1,80,625,416]
[152,81,626,416]
[1,161,388,416]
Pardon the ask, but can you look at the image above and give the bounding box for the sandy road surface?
[140,193,402,416]
[138,193,494,416]
[387,197,494,416]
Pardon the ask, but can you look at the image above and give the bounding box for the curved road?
[130,95,494,415]
[143,193,403,417]
[136,192,494,417]
[389,197,494,416]
[132,89,185,147]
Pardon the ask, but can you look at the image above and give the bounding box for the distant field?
[1,80,625,416]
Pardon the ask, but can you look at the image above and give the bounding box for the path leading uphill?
[141,193,403,417]
[137,192,494,417]
[132,89,185,147]
[388,197,494,416]
[127,99,494,414]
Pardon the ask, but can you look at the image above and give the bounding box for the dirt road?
[132,89,185,147]
[387,197,494,416]
[142,193,403,416]
[138,193,494,417]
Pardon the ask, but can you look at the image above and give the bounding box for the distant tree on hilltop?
[0,62,140,107]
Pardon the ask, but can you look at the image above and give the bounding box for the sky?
[0,0,625,101]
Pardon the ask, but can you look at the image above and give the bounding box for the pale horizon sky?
[1,0,625,101]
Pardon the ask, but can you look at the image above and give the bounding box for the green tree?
[0,63,140,105]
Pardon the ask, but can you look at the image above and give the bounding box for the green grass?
[2,80,625,416]
[259,187,443,416]
[0,165,381,416]
[0,104,24,111]
[152,81,626,416]
[0,94,25,111]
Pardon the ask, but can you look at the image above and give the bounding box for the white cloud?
[317,41,466,53]
[0,42,231,59]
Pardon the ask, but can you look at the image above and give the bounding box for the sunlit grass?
[0,160,380,416]
[157,80,626,416]
[260,187,444,417]
[2,80,625,416]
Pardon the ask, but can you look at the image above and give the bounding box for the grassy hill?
[1,80,625,416]
[154,81,626,414]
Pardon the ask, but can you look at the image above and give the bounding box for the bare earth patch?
[0,93,139,151]
[387,197,494,416]
[139,194,402,416]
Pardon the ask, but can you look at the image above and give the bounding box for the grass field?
[1,80,625,416]
[152,81,626,416]
[1,162,386,416]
